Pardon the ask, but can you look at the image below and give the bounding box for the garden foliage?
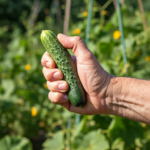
[0,0,150,149]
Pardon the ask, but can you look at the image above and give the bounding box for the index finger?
[41,51,56,69]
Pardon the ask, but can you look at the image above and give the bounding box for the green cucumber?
[41,30,86,107]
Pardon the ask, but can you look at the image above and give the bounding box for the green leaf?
[98,41,114,58]
[76,130,109,150]
[0,95,18,112]
[72,116,87,141]
[15,46,25,58]
[40,108,48,119]
[111,138,124,150]
[88,41,98,54]
[0,135,32,150]
[1,79,15,96]
[108,117,144,148]
[42,131,64,150]
[1,59,14,70]
[27,55,38,72]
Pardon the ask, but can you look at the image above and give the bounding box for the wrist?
[97,72,115,114]
[103,75,120,115]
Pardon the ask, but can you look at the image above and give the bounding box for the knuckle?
[54,92,60,102]
[47,81,56,91]
[72,36,84,55]
[48,92,59,104]
[48,92,57,103]
[75,36,82,42]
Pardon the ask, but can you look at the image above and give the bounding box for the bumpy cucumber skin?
[41,30,86,107]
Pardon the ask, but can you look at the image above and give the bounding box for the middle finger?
[42,67,63,81]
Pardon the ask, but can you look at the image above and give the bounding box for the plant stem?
[116,0,128,74]
[85,0,93,45]
[28,0,40,29]
[66,117,72,150]
[100,0,113,12]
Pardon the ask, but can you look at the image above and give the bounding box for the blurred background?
[0,0,150,149]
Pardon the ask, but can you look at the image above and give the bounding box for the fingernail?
[53,72,61,79]
[46,62,51,68]
[63,94,69,100]
[58,33,68,39]
[58,83,66,90]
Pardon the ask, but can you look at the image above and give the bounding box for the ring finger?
[47,80,69,92]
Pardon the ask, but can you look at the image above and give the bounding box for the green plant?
[1,1,150,150]
[0,135,32,150]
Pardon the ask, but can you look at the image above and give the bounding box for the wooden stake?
[63,0,71,35]
[113,0,117,10]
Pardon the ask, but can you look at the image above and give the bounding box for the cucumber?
[41,30,86,107]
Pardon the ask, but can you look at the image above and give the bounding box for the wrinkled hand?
[41,34,112,115]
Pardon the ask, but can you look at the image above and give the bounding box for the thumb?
[57,34,91,58]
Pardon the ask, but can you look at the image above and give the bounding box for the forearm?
[106,77,150,124]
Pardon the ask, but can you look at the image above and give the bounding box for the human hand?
[41,34,113,115]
